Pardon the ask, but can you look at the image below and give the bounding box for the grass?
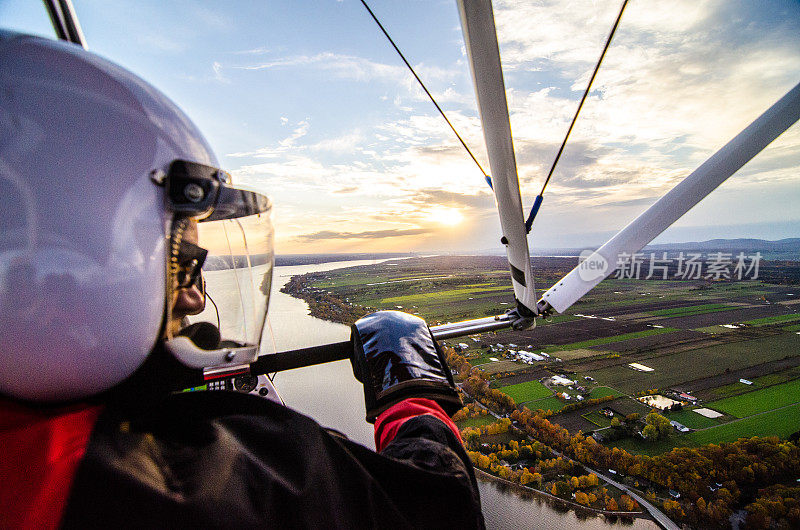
[528,396,568,414]
[497,380,553,403]
[468,354,498,366]
[585,333,800,394]
[541,327,678,353]
[377,284,510,305]
[742,313,800,327]
[651,303,735,318]
[705,378,800,418]
[705,368,800,400]
[590,386,625,399]
[456,415,498,429]
[783,324,800,332]
[686,403,800,444]
[477,360,525,374]
[665,409,724,429]
[582,411,613,428]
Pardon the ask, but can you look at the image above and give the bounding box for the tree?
[619,495,638,511]
[575,491,589,505]
[642,424,658,441]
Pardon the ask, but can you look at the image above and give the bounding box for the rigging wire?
[525,0,629,233]
[359,0,492,187]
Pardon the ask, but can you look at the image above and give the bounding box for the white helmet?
[0,32,274,402]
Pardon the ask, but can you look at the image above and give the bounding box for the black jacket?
[61,391,484,529]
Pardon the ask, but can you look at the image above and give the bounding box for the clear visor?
[185,211,274,350]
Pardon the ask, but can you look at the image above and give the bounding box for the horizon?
[3,0,799,253]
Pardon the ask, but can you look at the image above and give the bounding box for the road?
[582,465,680,530]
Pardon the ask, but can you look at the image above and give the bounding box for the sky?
[4,0,800,254]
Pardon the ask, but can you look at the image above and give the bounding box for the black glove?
[350,311,462,423]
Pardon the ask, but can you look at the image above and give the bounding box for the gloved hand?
[350,311,462,423]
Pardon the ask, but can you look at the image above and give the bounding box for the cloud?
[212,61,229,84]
[296,228,432,241]
[232,46,272,55]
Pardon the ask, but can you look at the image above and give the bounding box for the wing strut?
[43,0,87,49]
[457,0,538,324]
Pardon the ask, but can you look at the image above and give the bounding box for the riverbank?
[281,272,368,325]
[475,469,648,521]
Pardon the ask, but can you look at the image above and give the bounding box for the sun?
[428,207,464,226]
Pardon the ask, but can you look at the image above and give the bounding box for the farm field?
[584,333,800,394]
[664,408,726,429]
[582,411,613,428]
[687,403,800,444]
[527,396,567,414]
[742,313,800,326]
[455,415,497,429]
[541,327,678,352]
[649,303,737,318]
[705,378,800,418]
[496,380,552,403]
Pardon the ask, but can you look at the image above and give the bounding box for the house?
[517,351,545,362]
[669,490,681,499]
[550,375,575,386]
[678,392,697,403]
[458,343,469,350]
[670,420,690,433]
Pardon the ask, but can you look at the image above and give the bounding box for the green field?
[705,379,800,418]
[589,386,625,399]
[497,380,553,403]
[651,303,736,318]
[585,333,800,394]
[528,396,568,414]
[583,411,613,428]
[377,284,510,306]
[742,313,800,327]
[456,415,498,429]
[469,354,497,366]
[665,408,724,429]
[784,324,800,332]
[542,327,677,353]
[686,403,800,444]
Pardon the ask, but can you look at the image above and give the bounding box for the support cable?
[525,0,628,233]
[359,0,492,187]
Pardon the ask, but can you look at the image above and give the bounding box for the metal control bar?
[238,311,518,377]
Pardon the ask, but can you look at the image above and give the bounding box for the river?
[265,259,658,530]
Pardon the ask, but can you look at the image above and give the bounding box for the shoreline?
[475,469,648,520]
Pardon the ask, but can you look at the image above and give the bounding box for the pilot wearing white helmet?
[0,31,483,529]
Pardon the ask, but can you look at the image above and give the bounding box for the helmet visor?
[187,209,274,351]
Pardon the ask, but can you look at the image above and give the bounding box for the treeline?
[446,348,800,528]
[281,273,369,325]
[462,419,638,513]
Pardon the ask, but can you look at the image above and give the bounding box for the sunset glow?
[428,207,464,227]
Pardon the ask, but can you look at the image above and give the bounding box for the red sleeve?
[0,399,103,530]
[374,397,463,452]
